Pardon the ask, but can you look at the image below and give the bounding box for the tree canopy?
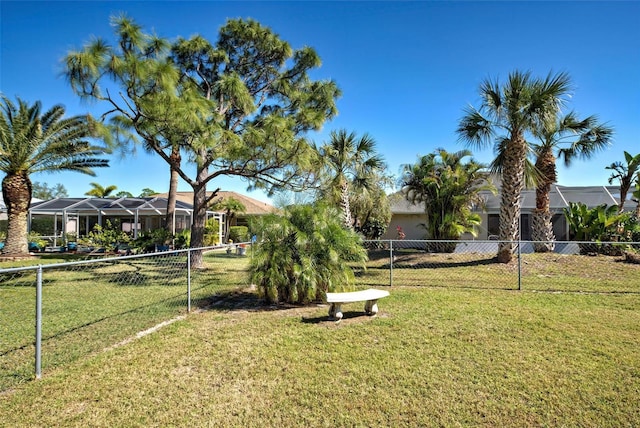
[65,15,340,266]
[0,96,109,254]
[315,129,386,229]
[457,70,572,262]
[400,148,494,248]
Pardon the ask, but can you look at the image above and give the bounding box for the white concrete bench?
[326,288,390,322]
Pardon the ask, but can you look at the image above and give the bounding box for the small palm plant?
[250,203,368,304]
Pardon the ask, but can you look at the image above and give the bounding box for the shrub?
[229,226,249,243]
[175,229,190,249]
[250,203,368,304]
[564,202,640,255]
[28,231,47,251]
[131,228,172,252]
[204,218,220,246]
[358,218,387,240]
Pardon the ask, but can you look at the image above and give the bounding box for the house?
[27,196,219,245]
[154,190,279,229]
[384,185,621,241]
[23,190,276,246]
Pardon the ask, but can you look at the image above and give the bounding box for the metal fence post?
[187,249,192,312]
[35,265,43,379]
[389,240,394,287]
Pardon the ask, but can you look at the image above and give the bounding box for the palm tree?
[530,113,613,251]
[250,203,368,304]
[85,182,118,198]
[606,151,640,211]
[400,148,495,251]
[0,96,109,255]
[317,129,385,229]
[457,70,572,263]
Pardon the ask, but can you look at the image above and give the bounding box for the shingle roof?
[154,191,278,216]
[390,185,621,214]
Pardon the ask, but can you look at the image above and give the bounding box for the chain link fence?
[0,245,251,392]
[358,239,640,293]
[3,239,639,391]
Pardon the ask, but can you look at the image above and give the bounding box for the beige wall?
[384,213,493,241]
[382,214,426,240]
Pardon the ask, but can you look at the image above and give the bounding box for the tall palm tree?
[400,148,495,249]
[606,151,640,212]
[317,129,385,229]
[457,70,572,263]
[85,182,118,198]
[530,112,613,251]
[0,96,109,255]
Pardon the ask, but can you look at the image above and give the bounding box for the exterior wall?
[391,212,571,242]
[382,214,426,240]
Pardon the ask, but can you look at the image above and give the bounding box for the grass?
[361,250,640,292]
[1,250,639,426]
[0,250,249,391]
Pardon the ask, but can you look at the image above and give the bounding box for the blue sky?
[1,1,639,203]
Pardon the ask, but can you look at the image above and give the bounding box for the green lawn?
[1,251,639,426]
[0,250,249,391]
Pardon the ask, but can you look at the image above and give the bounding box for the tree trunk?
[2,173,32,255]
[619,179,631,212]
[164,148,181,235]
[190,183,206,268]
[498,135,527,263]
[340,181,353,229]
[189,156,209,269]
[532,209,554,251]
[532,150,557,252]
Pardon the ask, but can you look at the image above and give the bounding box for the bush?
[204,218,220,246]
[28,231,47,251]
[131,228,172,252]
[82,220,131,250]
[229,226,249,243]
[175,229,190,249]
[358,218,387,240]
[250,203,368,305]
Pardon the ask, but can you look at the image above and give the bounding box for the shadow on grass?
[201,289,278,311]
[203,289,384,324]
[300,311,375,324]
[371,257,499,270]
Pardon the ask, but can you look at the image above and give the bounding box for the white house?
[384,185,621,241]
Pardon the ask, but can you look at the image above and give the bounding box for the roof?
[483,185,619,212]
[154,191,278,216]
[29,197,195,216]
[390,185,621,214]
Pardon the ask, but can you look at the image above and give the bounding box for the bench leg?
[364,299,379,316]
[328,303,343,321]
